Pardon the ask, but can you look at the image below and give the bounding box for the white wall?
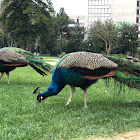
[111,0,137,24]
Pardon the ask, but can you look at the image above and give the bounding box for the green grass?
[0,66,140,140]
[41,56,59,59]
[44,60,58,62]
[41,56,59,64]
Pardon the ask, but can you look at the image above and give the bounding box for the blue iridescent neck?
[39,69,67,99]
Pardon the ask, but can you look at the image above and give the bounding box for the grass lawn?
[42,56,59,65]
[0,64,140,139]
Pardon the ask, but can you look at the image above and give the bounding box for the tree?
[89,19,118,55]
[114,24,139,56]
[0,0,55,50]
[88,32,105,53]
[55,8,69,53]
[67,24,86,53]
[0,28,4,47]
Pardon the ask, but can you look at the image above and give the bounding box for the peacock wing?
[57,52,118,70]
[56,52,118,80]
[0,49,28,66]
[2,47,52,72]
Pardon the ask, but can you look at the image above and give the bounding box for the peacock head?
[36,94,45,103]
[33,87,54,104]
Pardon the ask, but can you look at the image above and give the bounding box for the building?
[88,0,140,30]
[69,15,87,29]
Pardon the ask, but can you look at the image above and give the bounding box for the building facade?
[88,0,139,30]
[69,16,86,28]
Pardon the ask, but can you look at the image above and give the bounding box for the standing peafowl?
[34,52,140,108]
[0,47,52,84]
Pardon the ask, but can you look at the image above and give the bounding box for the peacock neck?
[40,69,67,98]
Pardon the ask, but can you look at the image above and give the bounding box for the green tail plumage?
[105,55,140,91]
[114,71,140,90]
[2,47,52,73]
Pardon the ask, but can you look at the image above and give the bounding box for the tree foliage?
[67,24,86,53]
[113,24,139,56]
[55,8,69,53]
[0,0,55,50]
[89,19,118,55]
[0,28,4,47]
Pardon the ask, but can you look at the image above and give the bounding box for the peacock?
[0,47,52,83]
[33,52,140,108]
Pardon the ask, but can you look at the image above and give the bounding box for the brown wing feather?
[57,52,118,70]
[0,49,28,65]
[82,69,117,80]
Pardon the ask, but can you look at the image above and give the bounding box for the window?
[108,9,111,13]
[99,0,101,5]
[108,0,111,5]
[137,1,140,7]
[137,10,140,15]
[88,8,111,14]
[88,0,112,6]
[92,9,95,14]
[102,0,105,5]
[99,9,101,13]
[95,1,98,5]
[89,0,92,6]
[105,0,108,5]
[95,17,98,22]
[89,8,92,14]
[89,17,92,22]
[93,0,96,5]
[105,8,108,13]
[105,17,108,20]
[95,9,98,14]
[136,18,139,23]
[102,8,105,13]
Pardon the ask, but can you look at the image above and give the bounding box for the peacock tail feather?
[105,55,140,76]
[1,47,52,72]
[104,55,140,91]
[114,71,140,90]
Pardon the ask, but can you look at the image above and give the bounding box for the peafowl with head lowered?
[0,47,51,84]
[34,52,140,108]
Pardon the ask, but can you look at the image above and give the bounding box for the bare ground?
[88,130,140,140]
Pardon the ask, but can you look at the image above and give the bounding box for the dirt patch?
[88,130,140,140]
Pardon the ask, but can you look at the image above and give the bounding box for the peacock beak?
[36,100,40,104]
[36,96,43,104]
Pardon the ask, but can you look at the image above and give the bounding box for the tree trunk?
[60,38,62,53]
[105,41,108,55]
[107,50,110,55]
[21,40,26,50]
[107,41,112,55]
[40,45,42,55]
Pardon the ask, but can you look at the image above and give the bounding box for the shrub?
[59,52,66,58]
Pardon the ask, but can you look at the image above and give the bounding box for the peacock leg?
[82,89,87,108]
[66,86,75,105]
[6,72,10,84]
[0,72,4,80]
